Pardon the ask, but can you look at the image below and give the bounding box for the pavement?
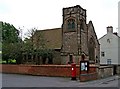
[1,73,120,88]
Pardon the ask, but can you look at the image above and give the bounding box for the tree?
[23,28,54,64]
[36,31,46,49]
[2,22,20,43]
[20,28,37,63]
[2,22,22,64]
[23,28,36,50]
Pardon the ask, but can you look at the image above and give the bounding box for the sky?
[0,0,119,39]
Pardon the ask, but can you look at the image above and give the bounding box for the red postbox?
[71,63,76,80]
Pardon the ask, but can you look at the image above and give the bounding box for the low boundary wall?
[80,65,98,82]
[97,66,113,78]
[0,64,80,77]
[0,64,114,80]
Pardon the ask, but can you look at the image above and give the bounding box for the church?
[32,5,100,65]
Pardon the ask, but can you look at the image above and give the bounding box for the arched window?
[71,21,75,29]
[67,19,75,30]
[88,38,95,62]
[68,20,71,29]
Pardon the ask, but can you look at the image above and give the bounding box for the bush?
[1,59,16,64]
[8,59,16,64]
[2,60,7,64]
[0,60,2,64]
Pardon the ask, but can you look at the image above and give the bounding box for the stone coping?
[99,66,113,68]
[0,64,100,67]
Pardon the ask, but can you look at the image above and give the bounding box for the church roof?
[34,28,62,49]
[87,21,100,45]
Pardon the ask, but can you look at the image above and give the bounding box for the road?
[1,73,120,88]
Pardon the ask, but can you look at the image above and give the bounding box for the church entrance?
[69,54,73,64]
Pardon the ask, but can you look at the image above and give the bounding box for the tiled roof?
[34,28,62,49]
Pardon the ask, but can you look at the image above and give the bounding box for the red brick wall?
[0,64,80,77]
[80,66,98,82]
[1,64,98,81]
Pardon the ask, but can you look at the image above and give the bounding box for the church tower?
[61,5,89,64]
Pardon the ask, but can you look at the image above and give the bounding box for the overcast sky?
[0,0,119,39]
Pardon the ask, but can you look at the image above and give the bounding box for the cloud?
[0,0,119,38]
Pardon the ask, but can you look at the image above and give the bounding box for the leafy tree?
[2,22,22,64]
[2,22,20,43]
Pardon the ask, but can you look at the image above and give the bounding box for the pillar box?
[71,63,76,80]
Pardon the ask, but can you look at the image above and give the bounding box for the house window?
[67,19,75,30]
[107,59,112,64]
[101,52,105,57]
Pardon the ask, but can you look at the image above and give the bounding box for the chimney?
[113,32,118,36]
[107,26,113,34]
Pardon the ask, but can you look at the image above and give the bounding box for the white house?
[99,26,120,65]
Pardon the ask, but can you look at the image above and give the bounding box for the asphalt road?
[1,73,120,88]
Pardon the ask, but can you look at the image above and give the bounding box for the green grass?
[0,59,16,64]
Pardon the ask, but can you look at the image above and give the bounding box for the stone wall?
[62,32,78,54]
[97,66,113,78]
[87,21,100,62]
